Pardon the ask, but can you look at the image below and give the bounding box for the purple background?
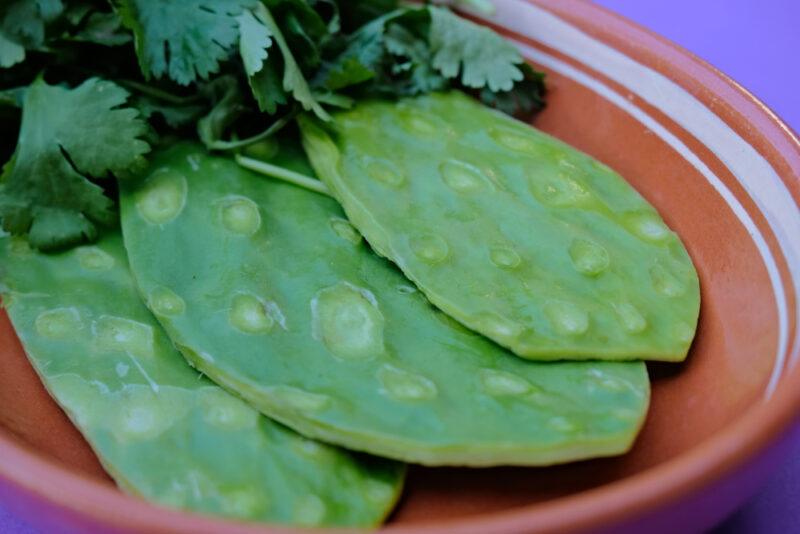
[2,1,799,532]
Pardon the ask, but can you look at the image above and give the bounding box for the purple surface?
[594,0,800,132]
[0,506,37,534]
[1,1,799,532]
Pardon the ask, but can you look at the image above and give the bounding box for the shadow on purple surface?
[0,504,38,534]
[713,432,800,534]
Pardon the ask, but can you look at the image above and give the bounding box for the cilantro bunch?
[0,0,545,251]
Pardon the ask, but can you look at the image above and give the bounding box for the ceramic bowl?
[2,1,799,532]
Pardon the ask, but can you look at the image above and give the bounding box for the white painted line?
[515,43,788,397]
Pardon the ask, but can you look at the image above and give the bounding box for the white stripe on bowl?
[477,0,800,395]
[515,45,787,396]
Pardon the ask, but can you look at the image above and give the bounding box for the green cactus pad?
[118,142,650,466]
[298,92,700,362]
[0,233,403,527]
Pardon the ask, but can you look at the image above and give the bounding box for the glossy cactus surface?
[119,142,650,466]
[0,232,403,527]
[299,92,700,362]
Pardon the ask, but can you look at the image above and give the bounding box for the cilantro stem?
[206,113,295,151]
[117,80,202,105]
[236,155,332,197]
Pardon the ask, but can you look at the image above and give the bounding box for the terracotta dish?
[1,0,799,532]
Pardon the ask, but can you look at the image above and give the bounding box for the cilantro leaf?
[0,0,64,67]
[0,78,150,250]
[313,91,353,109]
[384,24,447,95]
[237,8,272,76]
[0,0,547,253]
[311,0,341,35]
[236,6,287,114]
[132,94,205,129]
[114,0,255,85]
[1,0,63,45]
[381,9,449,96]
[283,11,322,70]
[69,11,132,47]
[268,0,328,71]
[335,0,399,31]
[234,3,328,118]
[321,56,375,91]
[429,6,524,92]
[257,4,329,120]
[315,4,541,107]
[315,16,386,91]
[248,54,289,114]
[0,31,25,68]
[61,2,93,26]
[0,87,26,107]
[479,62,546,116]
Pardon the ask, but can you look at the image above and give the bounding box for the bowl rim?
[2,1,800,533]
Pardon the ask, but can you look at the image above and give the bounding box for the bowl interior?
[0,1,793,529]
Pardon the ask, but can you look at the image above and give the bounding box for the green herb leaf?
[237,8,272,76]
[316,16,386,91]
[429,6,524,92]
[384,20,447,95]
[0,87,26,107]
[248,54,289,114]
[0,31,26,68]
[479,62,546,115]
[69,11,132,47]
[335,0,399,31]
[236,6,287,114]
[321,56,375,91]
[313,91,353,109]
[311,0,341,35]
[257,4,329,120]
[114,0,255,85]
[283,11,321,70]
[270,0,328,71]
[132,95,206,129]
[0,78,150,250]
[0,0,64,67]
[0,0,547,253]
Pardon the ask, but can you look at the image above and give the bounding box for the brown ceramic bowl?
[2,1,800,533]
